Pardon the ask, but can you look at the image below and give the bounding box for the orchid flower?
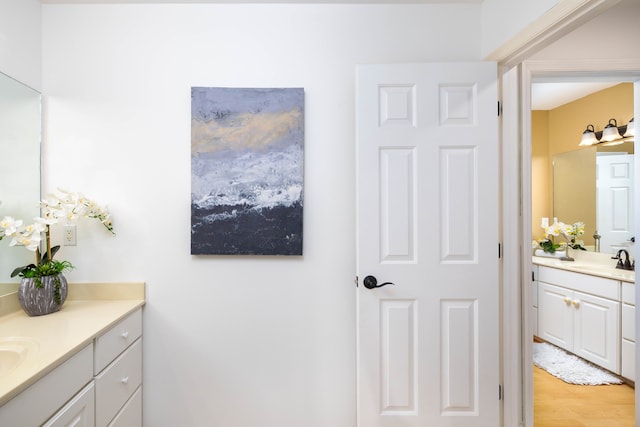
[0,188,115,276]
[540,219,586,252]
[0,216,23,237]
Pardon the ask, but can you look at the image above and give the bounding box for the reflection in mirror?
[532,82,634,255]
[552,141,634,255]
[0,72,41,290]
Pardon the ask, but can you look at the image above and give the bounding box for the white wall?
[0,0,41,90]
[531,0,640,60]
[42,4,482,426]
[481,0,558,58]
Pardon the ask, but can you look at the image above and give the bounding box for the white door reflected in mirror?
[597,153,635,255]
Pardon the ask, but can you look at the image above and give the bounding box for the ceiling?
[531,82,621,110]
[529,0,639,111]
[40,0,482,3]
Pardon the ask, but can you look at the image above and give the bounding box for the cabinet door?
[532,279,539,337]
[573,291,620,374]
[622,303,635,342]
[622,339,635,381]
[621,302,635,381]
[538,282,573,351]
[43,382,95,427]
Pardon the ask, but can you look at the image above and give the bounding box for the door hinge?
[497,100,502,117]
[532,270,536,282]
[355,276,359,288]
[499,385,503,400]
[498,243,502,259]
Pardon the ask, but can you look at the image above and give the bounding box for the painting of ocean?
[191,87,304,255]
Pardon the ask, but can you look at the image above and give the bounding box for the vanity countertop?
[533,254,635,283]
[0,282,144,407]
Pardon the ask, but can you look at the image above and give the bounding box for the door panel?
[380,299,417,414]
[380,147,416,262]
[356,62,499,427]
[441,299,478,415]
[597,154,635,253]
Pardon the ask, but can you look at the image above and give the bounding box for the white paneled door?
[356,62,500,427]
[597,153,635,254]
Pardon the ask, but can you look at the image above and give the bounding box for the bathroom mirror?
[0,71,41,290]
[553,140,634,254]
[532,81,634,255]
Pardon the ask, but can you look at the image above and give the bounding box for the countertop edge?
[532,256,635,283]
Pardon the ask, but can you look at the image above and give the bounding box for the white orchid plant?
[0,188,114,281]
[534,218,586,253]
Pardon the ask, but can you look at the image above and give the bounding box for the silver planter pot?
[18,274,68,316]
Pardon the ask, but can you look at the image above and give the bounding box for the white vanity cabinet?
[621,282,635,381]
[537,266,620,374]
[0,307,143,427]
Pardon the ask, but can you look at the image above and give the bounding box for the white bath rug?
[533,342,622,385]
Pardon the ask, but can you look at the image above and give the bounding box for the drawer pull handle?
[563,297,571,304]
[572,300,580,307]
[121,376,129,384]
[121,331,129,339]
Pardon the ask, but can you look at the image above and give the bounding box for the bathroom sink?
[564,262,634,279]
[0,338,38,377]
[565,262,615,272]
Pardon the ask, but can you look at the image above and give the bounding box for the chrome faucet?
[593,230,601,252]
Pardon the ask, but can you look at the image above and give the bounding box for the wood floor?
[534,365,635,426]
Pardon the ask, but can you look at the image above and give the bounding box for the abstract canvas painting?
[191,87,304,255]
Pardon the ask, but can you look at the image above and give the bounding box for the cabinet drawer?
[622,282,635,305]
[108,386,142,427]
[95,338,142,427]
[538,266,619,300]
[622,339,635,381]
[43,382,95,427]
[95,309,142,374]
[622,303,635,342]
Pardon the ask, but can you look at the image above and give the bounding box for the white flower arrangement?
[0,188,114,279]
[533,218,586,253]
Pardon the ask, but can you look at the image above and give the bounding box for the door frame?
[493,1,634,425]
[504,66,639,427]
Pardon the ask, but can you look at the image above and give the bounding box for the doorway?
[496,1,640,425]
[530,79,636,425]
[519,60,640,426]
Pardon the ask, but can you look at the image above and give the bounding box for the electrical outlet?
[63,224,77,246]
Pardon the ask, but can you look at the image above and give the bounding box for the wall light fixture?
[601,118,622,142]
[578,118,635,146]
[623,117,635,137]
[579,124,598,146]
